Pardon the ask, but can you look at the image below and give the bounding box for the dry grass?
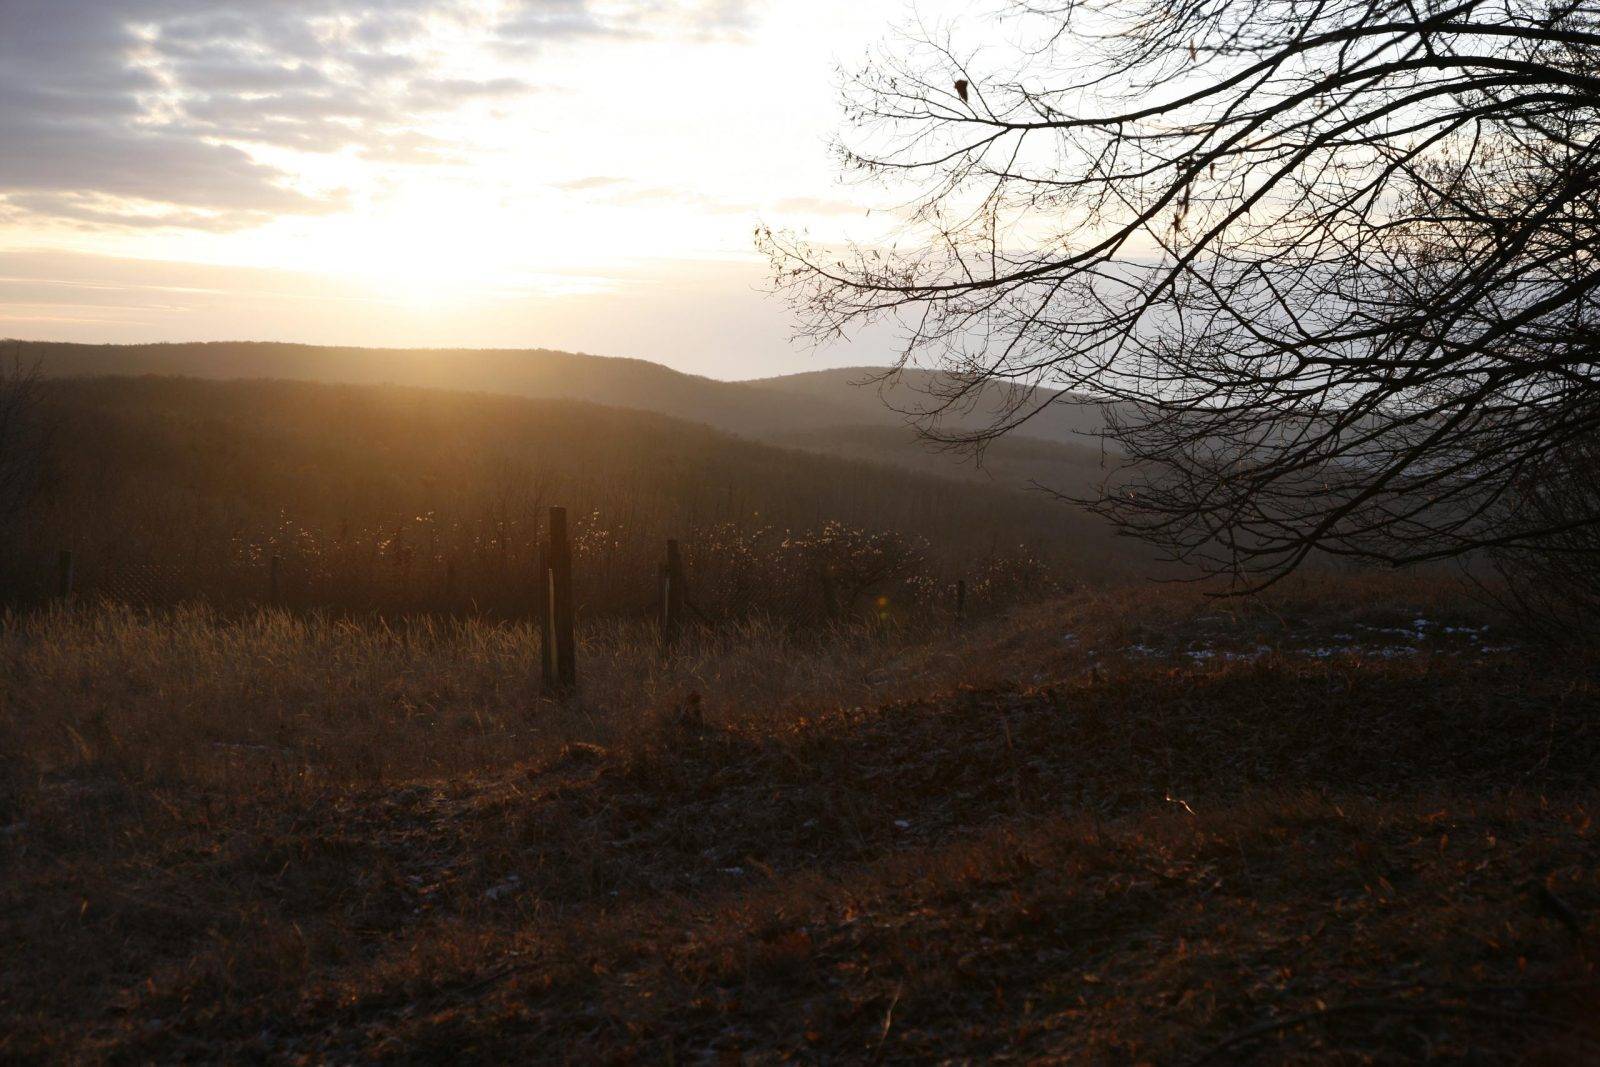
[0,602,1004,798]
[3,572,1597,1062]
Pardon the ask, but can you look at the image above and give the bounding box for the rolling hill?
[2,376,1147,615]
[4,340,1117,491]
[755,365,1113,444]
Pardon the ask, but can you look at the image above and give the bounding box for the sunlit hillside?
[6,341,1116,484]
[2,376,1137,618]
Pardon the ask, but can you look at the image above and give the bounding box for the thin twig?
[872,981,904,1063]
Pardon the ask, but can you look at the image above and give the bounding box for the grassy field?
[2,574,1598,1062]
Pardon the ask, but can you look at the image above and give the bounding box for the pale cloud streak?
[0,0,761,229]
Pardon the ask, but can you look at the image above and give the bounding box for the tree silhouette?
[765,0,1600,589]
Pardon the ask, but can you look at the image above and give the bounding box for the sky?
[0,0,962,379]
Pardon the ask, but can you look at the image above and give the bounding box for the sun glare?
[0,0,932,362]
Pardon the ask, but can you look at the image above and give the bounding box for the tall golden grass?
[0,601,1009,804]
[0,570,1491,803]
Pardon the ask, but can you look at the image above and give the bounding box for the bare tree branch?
[764,0,1600,592]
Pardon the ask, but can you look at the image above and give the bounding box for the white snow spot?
[483,875,522,901]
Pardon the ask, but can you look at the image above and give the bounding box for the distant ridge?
[5,339,1116,489]
[752,365,1112,444]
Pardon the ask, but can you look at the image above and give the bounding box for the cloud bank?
[0,0,756,230]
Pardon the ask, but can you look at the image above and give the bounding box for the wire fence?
[2,513,1064,633]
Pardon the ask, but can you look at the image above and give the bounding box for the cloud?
[562,179,752,214]
[0,0,762,230]
[0,192,301,233]
[771,196,867,217]
[554,176,847,219]
[495,0,758,46]
[553,175,630,191]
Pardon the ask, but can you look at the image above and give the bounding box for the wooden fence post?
[660,538,686,649]
[269,554,283,606]
[537,544,554,689]
[55,549,73,602]
[657,560,671,644]
[956,578,967,625]
[542,507,576,693]
[444,558,458,606]
[819,566,840,621]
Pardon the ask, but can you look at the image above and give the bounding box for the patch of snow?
[483,875,521,901]
[1297,644,1421,659]
[1356,624,1425,639]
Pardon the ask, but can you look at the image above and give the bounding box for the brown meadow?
[3,574,1597,1062]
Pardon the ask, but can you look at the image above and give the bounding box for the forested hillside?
[6,341,1115,482]
[4,377,1138,619]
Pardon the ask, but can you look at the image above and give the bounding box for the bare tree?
[764,0,1600,589]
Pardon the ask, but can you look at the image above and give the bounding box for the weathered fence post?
[955,578,967,626]
[819,566,840,622]
[541,506,576,693]
[657,561,671,644]
[537,544,554,689]
[659,538,686,649]
[269,554,283,606]
[444,558,458,606]
[55,549,74,602]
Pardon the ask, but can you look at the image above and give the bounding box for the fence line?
[7,506,1050,695]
